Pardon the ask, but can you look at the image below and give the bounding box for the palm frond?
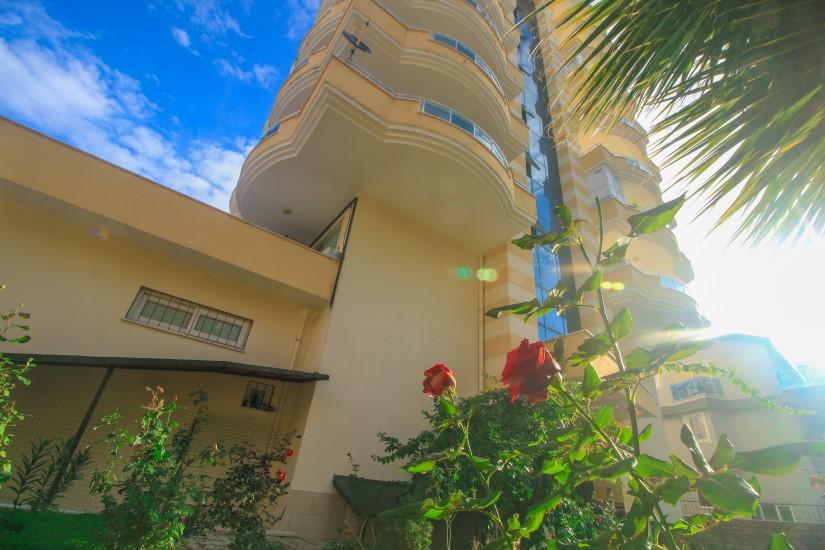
[519,0,825,242]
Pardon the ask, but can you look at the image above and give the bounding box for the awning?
[332,474,410,516]
[3,353,329,384]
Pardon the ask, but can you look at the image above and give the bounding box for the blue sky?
[1,0,822,368]
[0,0,319,207]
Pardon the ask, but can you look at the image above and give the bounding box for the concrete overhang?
[0,118,339,306]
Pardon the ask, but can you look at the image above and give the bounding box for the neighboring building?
[1,0,822,543]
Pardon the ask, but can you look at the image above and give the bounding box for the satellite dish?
[342,22,371,61]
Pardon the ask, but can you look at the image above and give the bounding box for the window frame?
[125,287,253,351]
[241,380,277,412]
[682,412,713,444]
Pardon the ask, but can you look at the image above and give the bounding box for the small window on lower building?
[125,287,252,350]
[683,412,712,444]
[242,381,275,411]
[759,503,795,522]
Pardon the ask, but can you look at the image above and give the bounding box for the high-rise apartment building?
[1,0,822,544]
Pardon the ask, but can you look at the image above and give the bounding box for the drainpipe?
[478,255,485,393]
[288,308,312,371]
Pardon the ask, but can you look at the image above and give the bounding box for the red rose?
[423,364,457,397]
[501,339,562,404]
[285,448,294,457]
[277,470,287,481]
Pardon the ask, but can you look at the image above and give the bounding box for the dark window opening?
[242,381,275,411]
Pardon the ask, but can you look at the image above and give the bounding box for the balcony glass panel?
[671,377,723,401]
[431,33,503,92]
[421,100,508,167]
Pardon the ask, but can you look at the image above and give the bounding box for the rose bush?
[379,200,824,549]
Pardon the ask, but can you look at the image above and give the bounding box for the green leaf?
[379,500,434,519]
[610,308,633,340]
[512,229,578,252]
[468,491,502,510]
[709,434,735,469]
[659,476,690,505]
[575,271,602,302]
[542,459,567,475]
[569,332,612,367]
[467,454,493,475]
[525,494,562,533]
[405,460,436,474]
[485,299,539,319]
[438,396,457,417]
[627,195,686,237]
[600,240,630,267]
[670,455,699,478]
[635,454,675,478]
[618,426,634,446]
[582,365,602,397]
[639,424,653,443]
[731,441,825,475]
[556,204,574,229]
[696,472,759,517]
[12,335,31,344]
[624,348,655,372]
[681,424,713,474]
[594,406,615,429]
[594,457,636,480]
[769,533,795,550]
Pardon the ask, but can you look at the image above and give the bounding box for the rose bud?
[423,364,457,397]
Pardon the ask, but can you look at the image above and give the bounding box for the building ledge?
[3,353,329,384]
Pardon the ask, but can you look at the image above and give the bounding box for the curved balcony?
[294,1,346,63]
[601,262,706,332]
[599,197,695,283]
[267,48,327,131]
[377,0,522,98]
[269,2,527,159]
[580,144,662,206]
[234,56,535,252]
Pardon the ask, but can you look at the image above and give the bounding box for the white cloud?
[170,26,198,54]
[170,0,250,39]
[285,0,321,40]
[215,58,279,89]
[0,1,254,209]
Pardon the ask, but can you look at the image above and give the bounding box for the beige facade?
[1,0,823,543]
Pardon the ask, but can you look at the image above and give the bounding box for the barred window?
[126,287,252,350]
[242,381,275,411]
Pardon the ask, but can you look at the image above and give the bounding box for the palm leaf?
[516,0,825,242]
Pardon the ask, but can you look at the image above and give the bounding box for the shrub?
[9,436,92,510]
[189,435,296,550]
[90,387,215,549]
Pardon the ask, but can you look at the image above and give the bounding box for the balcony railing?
[626,157,652,175]
[421,100,508,167]
[670,377,723,401]
[464,0,500,36]
[431,33,503,93]
[682,499,825,524]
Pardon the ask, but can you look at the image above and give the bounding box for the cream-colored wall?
[290,194,481,493]
[0,366,305,512]
[0,195,311,369]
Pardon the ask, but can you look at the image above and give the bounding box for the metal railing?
[431,33,503,93]
[682,499,825,524]
[421,100,508,167]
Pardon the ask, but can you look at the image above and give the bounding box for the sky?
[0,0,821,368]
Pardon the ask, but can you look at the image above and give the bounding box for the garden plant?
[379,199,823,549]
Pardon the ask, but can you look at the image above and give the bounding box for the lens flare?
[476,268,498,282]
[90,226,110,240]
[601,281,613,290]
[455,266,473,280]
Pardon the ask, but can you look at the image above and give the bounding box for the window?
[671,377,723,401]
[242,381,276,411]
[757,503,795,522]
[126,288,252,350]
[683,412,712,443]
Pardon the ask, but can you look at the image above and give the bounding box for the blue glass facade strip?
[515,1,577,339]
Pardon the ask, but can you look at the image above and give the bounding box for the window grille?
[126,287,252,350]
[671,377,723,401]
[241,381,275,411]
